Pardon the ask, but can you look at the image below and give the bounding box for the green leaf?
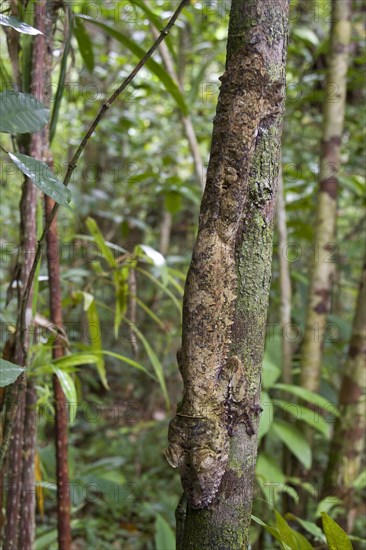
[293,27,319,47]
[321,513,353,550]
[52,353,101,370]
[101,350,155,379]
[251,515,283,545]
[154,514,175,550]
[286,514,325,543]
[0,91,49,133]
[273,384,339,417]
[272,420,312,469]
[52,367,77,423]
[128,323,169,407]
[74,17,94,72]
[275,511,314,550]
[274,399,331,438]
[137,267,181,312]
[8,152,71,208]
[35,529,58,550]
[135,296,165,330]
[0,358,25,387]
[77,15,188,115]
[128,0,174,54]
[0,14,43,35]
[85,217,116,267]
[85,298,108,389]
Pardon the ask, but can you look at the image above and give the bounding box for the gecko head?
[165,414,230,509]
[186,447,228,509]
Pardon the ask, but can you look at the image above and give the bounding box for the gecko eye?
[200,455,215,470]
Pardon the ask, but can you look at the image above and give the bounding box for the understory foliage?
[0,0,365,548]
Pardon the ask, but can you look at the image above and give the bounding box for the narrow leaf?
[74,18,94,72]
[8,152,71,208]
[0,91,49,133]
[273,384,339,416]
[85,217,116,267]
[101,350,155,379]
[85,298,108,389]
[128,322,169,407]
[0,358,25,387]
[0,14,43,35]
[77,15,188,115]
[274,399,331,438]
[52,367,77,423]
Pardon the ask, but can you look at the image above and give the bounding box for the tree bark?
[322,250,366,532]
[300,0,352,392]
[165,1,289,547]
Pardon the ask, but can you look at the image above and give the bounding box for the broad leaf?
[0,14,42,35]
[0,91,49,133]
[272,420,312,469]
[74,18,94,72]
[8,153,71,208]
[0,358,25,387]
[286,514,325,542]
[275,511,314,550]
[321,513,353,550]
[155,514,175,550]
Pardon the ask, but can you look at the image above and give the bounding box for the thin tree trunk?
[300,0,352,392]
[45,194,72,549]
[322,251,366,532]
[165,1,289,547]
[41,1,72,546]
[3,16,39,543]
[276,165,293,384]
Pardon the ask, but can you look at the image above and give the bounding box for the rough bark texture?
[165,0,289,547]
[322,252,366,532]
[300,0,352,392]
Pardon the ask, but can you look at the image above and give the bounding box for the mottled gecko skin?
[164,356,255,509]
[164,53,283,509]
[164,414,229,509]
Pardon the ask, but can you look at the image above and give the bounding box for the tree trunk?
[300,0,352,392]
[165,1,289,547]
[322,251,366,532]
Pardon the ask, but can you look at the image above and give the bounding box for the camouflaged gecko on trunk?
[164,354,260,509]
[164,51,283,509]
